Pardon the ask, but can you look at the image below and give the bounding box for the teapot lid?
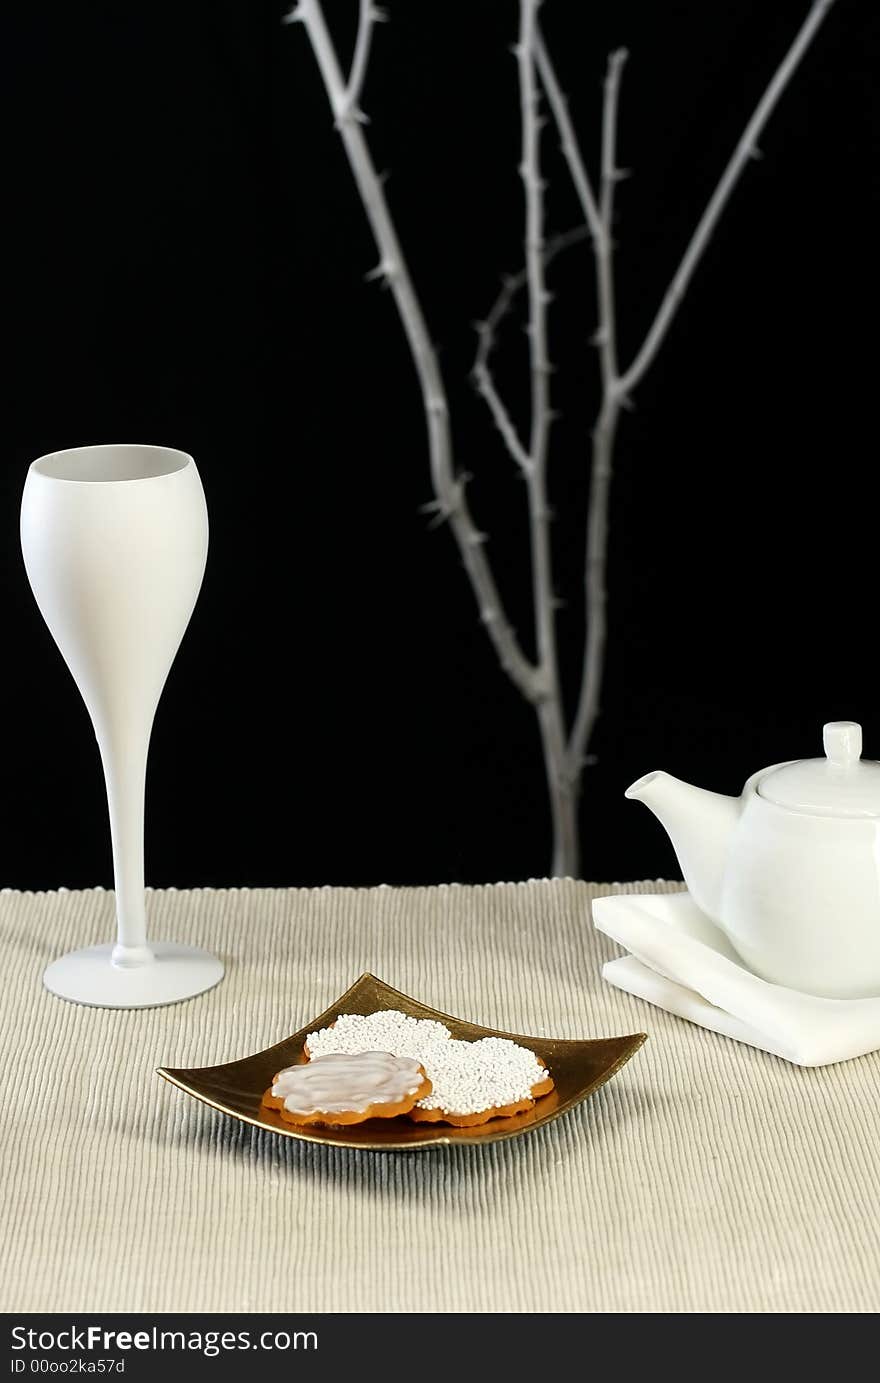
[758,722,880,818]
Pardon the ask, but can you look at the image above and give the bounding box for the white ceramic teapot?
[626,721,880,999]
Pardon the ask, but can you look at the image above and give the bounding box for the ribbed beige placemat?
[1,880,878,1314]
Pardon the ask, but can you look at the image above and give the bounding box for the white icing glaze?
[272,1050,425,1115]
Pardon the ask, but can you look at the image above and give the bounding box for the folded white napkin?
[592,891,880,1067]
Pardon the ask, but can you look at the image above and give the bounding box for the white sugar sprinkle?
[415,1037,547,1114]
[306,1010,452,1065]
[305,1010,547,1116]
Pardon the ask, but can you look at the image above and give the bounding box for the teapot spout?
[626,770,740,919]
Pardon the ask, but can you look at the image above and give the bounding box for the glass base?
[43,942,225,1009]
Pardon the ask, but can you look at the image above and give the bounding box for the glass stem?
[99,729,154,967]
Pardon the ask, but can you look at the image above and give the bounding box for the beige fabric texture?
[1,880,878,1315]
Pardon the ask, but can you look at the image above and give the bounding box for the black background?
[4,0,877,889]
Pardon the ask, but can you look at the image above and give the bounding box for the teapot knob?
[823,721,863,767]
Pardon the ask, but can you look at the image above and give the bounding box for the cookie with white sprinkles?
[408,1036,554,1127]
[304,1009,453,1064]
[303,1009,554,1128]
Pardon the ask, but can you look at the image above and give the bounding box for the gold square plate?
[157,973,646,1150]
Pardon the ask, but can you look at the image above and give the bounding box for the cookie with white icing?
[303,1009,554,1128]
[261,1050,431,1126]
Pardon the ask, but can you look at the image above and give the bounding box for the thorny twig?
[289,0,837,874]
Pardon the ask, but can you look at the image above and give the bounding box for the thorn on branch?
[420,474,469,528]
[364,257,398,285]
[748,144,764,160]
[423,506,451,532]
[590,326,609,346]
[369,5,389,21]
[282,5,304,24]
[334,106,369,128]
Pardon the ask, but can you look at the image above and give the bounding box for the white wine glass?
[21,443,224,1007]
